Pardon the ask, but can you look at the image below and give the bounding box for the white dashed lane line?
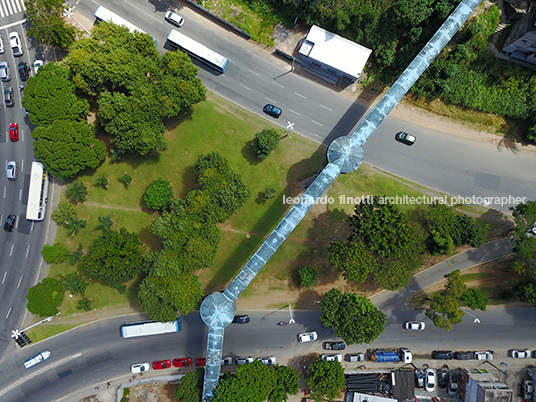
[294,92,307,99]
[247,69,260,77]
[311,120,323,127]
[288,109,300,115]
[272,81,284,88]
[319,104,333,111]
[239,84,251,91]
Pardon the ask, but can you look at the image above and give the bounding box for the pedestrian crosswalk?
[0,0,25,18]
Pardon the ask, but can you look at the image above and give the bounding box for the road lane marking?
[19,188,22,201]
[294,92,307,99]
[239,84,251,91]
[265,97,275,103]
[26,244,30,258]
[3,187,5,198]
[21,159,23,172]
[247,69,260,77]
[17,276,22,288]
[124,1,160,22]
[2,271,6,284]
[31,221,34,232]
[5,308,11,319]
[272,81,284,88]
[10,244,14,256]
[311,120,323,127]
[319,104,333,111]
[288,109,300,116]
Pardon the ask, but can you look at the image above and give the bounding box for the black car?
[323,341,346,351]
[4,215,16,232]
[4,86,14,107]
[395,131,416,146]
[455,351,474,360]
[232,315,250,324]
[448,372,459,396]
[432,350,454,360]
[438,369,448,388]
[263,104,282,118]
[18,61,30,81]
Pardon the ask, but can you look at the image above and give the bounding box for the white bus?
[120,318,183,338]
[94,5,156,43]
[26,162,49,221]
[166,29,229,73]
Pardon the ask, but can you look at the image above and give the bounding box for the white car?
[34,60,44,74]
[509,349,531,358]
[0,62,10,82]
[474,350,493,360]
[298,331,318,343]
[9,32,23,56]
[404,321,425,330]
[257,356,276,365]
[7,161,17,180]
[236,356,253,366]
[131,362,150,373]
[165,11,184,27]
[424,368,436,392]
[24,350,51,369]
[0,34,4,54]
[321,354,342,363]
[221,356,232,366]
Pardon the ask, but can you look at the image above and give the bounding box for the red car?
[173,358,192,367]
[195,358,206,367]
[152,359,172,370]
[9,123,18,141]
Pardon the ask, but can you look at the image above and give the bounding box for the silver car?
[424,368,436,392]
[236,356,253,366]
[404,321,425,330]
[0,62,10,81]
[9,32,23,56]
[0,34,4,53]
[321,353,342,362]
[298,331,318,343]
[165,11,184,27]
[7,161,17,181]
[257,356,276,365]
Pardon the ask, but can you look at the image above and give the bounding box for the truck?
[370,348,412,364]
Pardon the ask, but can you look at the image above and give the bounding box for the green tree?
[26,278,64,316]
[32,120,106,180]
[461,288,488,310]
[298,266,317,287]
[213,360,276,402]
[452,215,486,247]
[59,272,88,296]
[51,201,77,225]
[175,367,204,402]
[269,365,300,402]
[306,359,345,401]
[22,63,90,127]
[510,201,536,281]
[83,228,145,285]
[95,214,113,231]
[65,216,87,236]
[66,181,88,202]
[41,243,69,264]
[518,283,536,304]
[252,129,280,159]
[328,241,376,283]
[425,270,467,331]
[120,172,133,187]
[69,244,83,265]
[25,0,77,48]
[95,174,109,189]
[320,288,386,344]
[144,178,174,211]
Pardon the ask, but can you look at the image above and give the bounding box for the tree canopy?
[175,367,204,402]
[510,201,536,281]
[144,178,174,211]
[306,358,345,401]
[25,0,77,48]
[213,360,276,402]
[27,278,64,317]
[320,288,386,345]
[67,23,205,156]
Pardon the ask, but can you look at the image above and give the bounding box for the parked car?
[263,104,282,118]
[345,353,365,362]
[6,161,17,181]
[34,60,44,74]
[395,131,416,146]
[321,354,342,362]
[232,314,250,324]
[236,356,253,366]
[152,359,172,369]
[18,61,30,81]
[474,350,493,360]
[0,34,4,54]
[448,372,459,396]
[323,341,345,351]
[438,369,448,388]
[173,358,192,367]
[415,370,424,388]
[9,123,19,141]
[522,380,534,400]
[404,321,425,330]
[424,368,436,392]
[4,86,14,107]
[509,349,531,359]
[195,358,206,366]
[257,356,276,365]
[455,351,474,360]
[4,215,16,232]
[9,32,23,56]
[221,356,233,366]
[298,331,318,343]
[432,350,454,360]
[24,350,51,369]
[0,61,10,81]
[165,11,185,27]
[131,362,150,373]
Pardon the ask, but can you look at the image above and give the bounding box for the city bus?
[166,29,229,73]
[120,318,183,338]
[26,162,49,221]
[94,6,156,43]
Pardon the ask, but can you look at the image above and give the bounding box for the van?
[321,354,342,362]
[345,353,365,362]
[455,351,474,360]
[432,350,454,360]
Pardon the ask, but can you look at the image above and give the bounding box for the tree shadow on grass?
[241,139,262,166]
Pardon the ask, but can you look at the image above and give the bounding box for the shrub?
[52,201,77,225]
[78,298,93,311]
[264,188,276,200]
[27,278,64,317]
[299,266,317,287]
[120,172,132,187]
[41,243,69,264]
[252,129,280,159]
[144,178,174,211]
[59,272,88,296]
[461,288,488,310]
[66,181,88,202]
[95,174,109,189]
[518,283,536,304]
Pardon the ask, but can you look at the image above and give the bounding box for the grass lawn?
[30,90,514,340]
